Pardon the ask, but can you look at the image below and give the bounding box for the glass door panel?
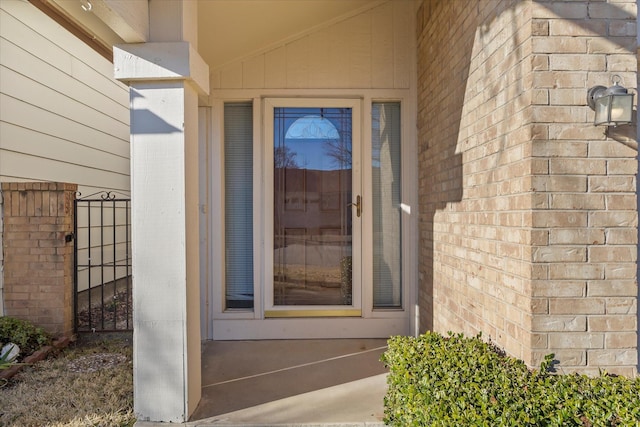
[273,107,353,307]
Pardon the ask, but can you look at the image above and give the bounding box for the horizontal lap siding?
[0,1,130,196]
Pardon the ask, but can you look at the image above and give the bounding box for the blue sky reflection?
[275,107,352,171]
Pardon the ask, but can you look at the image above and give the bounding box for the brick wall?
[418,0,637,375]
[1,182,77,337]
[530,0,637,376]
[418,0,535,361]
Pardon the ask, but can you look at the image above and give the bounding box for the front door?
[264,99,362,318]
[265,99,362,317]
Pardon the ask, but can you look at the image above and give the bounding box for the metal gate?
[74,191,132,332]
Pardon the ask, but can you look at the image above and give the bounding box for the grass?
[0,335,135,427]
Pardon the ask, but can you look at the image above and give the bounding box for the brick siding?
[530,0,637,376]
[417,0,637,375]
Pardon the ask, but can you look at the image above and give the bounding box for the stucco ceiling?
[197,0,376,70]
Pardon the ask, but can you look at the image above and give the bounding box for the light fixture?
[587,75,634,126]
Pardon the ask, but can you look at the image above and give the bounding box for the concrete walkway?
[188,339,389,426]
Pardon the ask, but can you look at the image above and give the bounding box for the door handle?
[348,195,361,217]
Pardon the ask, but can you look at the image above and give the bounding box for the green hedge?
[381,332,640,426]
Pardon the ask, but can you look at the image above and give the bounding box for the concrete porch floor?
[188,339,389,426]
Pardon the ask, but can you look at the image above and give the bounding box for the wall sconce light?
[587,75,634,126]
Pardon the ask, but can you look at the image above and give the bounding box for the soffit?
[197,0,376,70]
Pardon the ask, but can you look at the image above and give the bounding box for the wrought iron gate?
[74,191,132,332]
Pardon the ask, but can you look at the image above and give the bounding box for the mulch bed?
[76,290,133,331]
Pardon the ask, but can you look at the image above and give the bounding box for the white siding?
[213,0,413,90]
[0,0,130,195]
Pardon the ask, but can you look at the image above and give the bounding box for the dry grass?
[0,335,134,427]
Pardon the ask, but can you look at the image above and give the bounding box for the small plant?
[105,295,118,312]
[382,332,640,426]
[0,343,20,370]
[0,316,51,357]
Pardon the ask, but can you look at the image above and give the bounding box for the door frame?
[204,90,417,341]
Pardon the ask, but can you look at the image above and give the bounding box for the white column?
[115,41,209,422]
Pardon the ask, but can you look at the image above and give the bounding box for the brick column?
[1,182,77,337]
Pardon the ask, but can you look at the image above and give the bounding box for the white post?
[114,39,209,422]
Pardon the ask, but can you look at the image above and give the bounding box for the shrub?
[0,317,51,357]
[381,332,640,426]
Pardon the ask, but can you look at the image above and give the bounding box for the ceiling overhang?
[30,0,391,71]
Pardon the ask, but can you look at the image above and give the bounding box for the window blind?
[372,102,402,308]
[224,102,254,309]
